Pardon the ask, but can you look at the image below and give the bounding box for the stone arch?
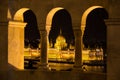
[46,7,74,49]
[46,7,74,45]
[41,7,74,70]
[81,6,103,34]
[38,8,65,70]
[46,7,64,27]
[14,8,30,21]
[14,8,40,48]
[45,7,64,47]
[8,8,40,69]
[81,6,108,72]
[81,6,108,48]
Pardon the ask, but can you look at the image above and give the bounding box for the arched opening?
[14,8,30,21]
[23,10,40,49]
[46,7,64,26]
[49,9,75,49]
[46,7,74,70]
[81,6,108,72]
[14,8,40,47]
[9,8,40,69]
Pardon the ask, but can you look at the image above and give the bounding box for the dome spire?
[60,28,62,35]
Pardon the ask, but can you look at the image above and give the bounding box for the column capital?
[8,21,27,28]
[74,29,82,37]
[46,25,51,34]
[40,30,47,36]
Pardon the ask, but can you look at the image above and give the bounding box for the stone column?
[0,1,8,22]
[0,21,8,80]
[73,29,82,71]
[0,1,8,80]
[105,19,120,80]
[8,21,26,70]
[39,30,49,70]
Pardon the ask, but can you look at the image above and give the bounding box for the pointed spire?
[60,29,62,35]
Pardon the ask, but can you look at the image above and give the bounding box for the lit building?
[55,30,67,50]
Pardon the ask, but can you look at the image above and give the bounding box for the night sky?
[23,10,40,48]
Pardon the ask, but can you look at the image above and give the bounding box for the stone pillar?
[8,21,26,70]
[73,29,82,71]
[0,1,8,80]
[105,19,120,80]
[0,1,8,22]
[39,30,49,70]
[0,22,8,80]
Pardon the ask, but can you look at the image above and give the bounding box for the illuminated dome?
[55,31,67,50]
[56,35,66,42]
